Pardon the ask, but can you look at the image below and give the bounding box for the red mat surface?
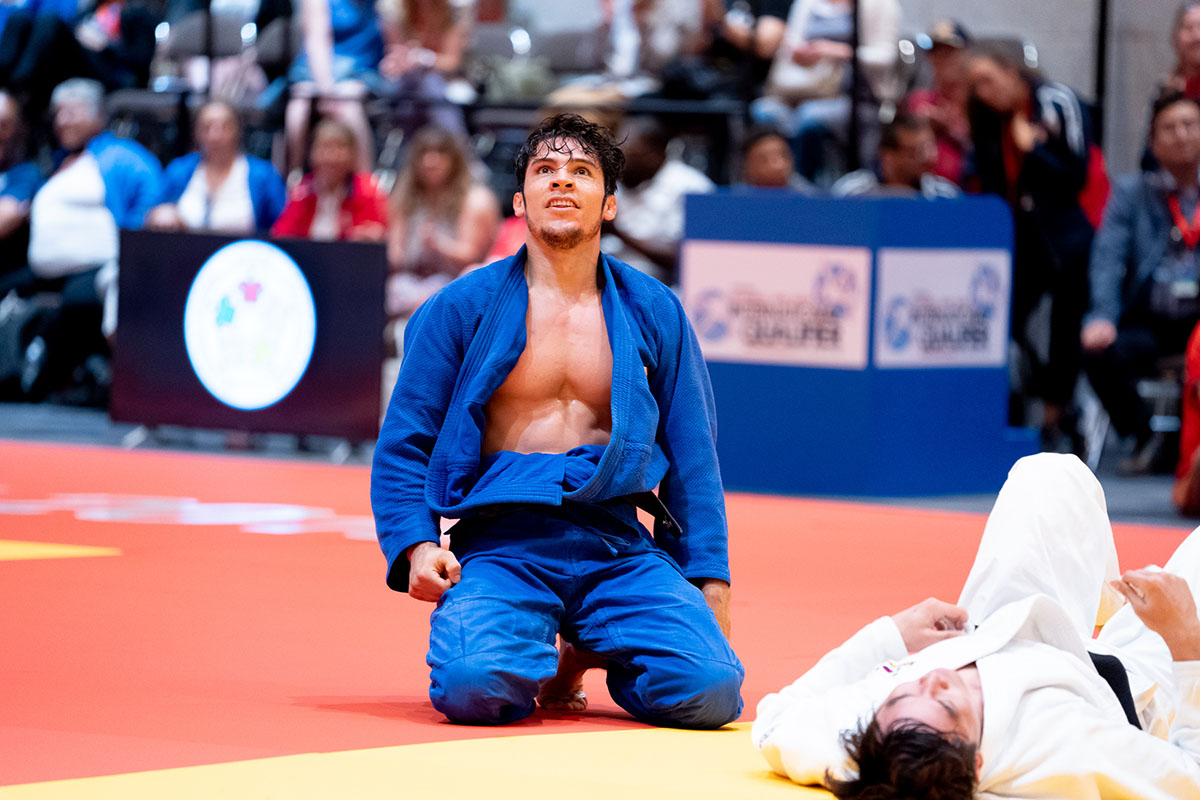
[0,440,1191,786]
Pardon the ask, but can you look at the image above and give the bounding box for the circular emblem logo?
[814,263,857,318]
[183,240,317,410]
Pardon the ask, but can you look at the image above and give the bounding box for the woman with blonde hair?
[386,125,498,320]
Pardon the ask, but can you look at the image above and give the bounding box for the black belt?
[619,491,681,538]
[1089,652,1141,729]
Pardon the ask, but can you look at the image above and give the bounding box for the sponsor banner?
[873,248,1011,368]
[681,240,871,368]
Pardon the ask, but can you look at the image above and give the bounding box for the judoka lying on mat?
[753,453,1200,799]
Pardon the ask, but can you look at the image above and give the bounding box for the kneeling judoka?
[370,113,743,727]
[754,453,1200,799]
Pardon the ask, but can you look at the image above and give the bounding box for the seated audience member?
[0,0,158,114]
[146,101,287,234]
[753,0,900,186]
[18,78,161,397]
[285,0,386,174]
[903,20,971,187]
[377,0,470,134]
[1169,2,1200,99]
[719,0,791,85]
[967,42,1094,450]
[601,117,715,284]
[606,0,711,85]
[1083,90,1200,476]
[385,125,498,318]
[272,118,388,242]
[0,91,42,282]
[738,125,818,192]
[831,113,959,198]
[754,452,1200,800]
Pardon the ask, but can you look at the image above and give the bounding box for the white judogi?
[752,453,1200,799]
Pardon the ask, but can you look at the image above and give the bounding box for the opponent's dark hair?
[1151,86,1200,136]
[514,113,625,197]
[880,112,931,151]
[825,718,979,800]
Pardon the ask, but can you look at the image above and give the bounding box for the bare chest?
[495,293,613,407]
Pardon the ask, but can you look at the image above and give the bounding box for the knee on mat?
[429,654,540,726]
[633,660,744,730]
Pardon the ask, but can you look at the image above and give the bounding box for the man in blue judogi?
[371,113,743,727]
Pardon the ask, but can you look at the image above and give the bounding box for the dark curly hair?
[825,718,979,800]
[514,113,625,197]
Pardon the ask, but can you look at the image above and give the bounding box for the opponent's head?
[513,113,623,251]
[826,717,980,800]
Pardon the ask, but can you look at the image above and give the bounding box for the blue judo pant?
[427,507,744,728]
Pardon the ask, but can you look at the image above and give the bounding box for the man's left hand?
[698,578,732,639]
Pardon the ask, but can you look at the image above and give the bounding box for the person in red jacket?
[271,117,387,241]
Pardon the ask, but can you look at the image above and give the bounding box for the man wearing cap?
[903,20,971,187]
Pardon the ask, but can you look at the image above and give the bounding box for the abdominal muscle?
[482,394,611,456]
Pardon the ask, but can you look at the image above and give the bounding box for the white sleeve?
[752,617,907,785]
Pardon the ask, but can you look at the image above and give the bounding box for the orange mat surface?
[0,440,1191,789]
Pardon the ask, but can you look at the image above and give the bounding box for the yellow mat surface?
[0,539,120,561]
[1,723,831,799]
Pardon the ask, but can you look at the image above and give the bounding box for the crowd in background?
[4,0,1200,511]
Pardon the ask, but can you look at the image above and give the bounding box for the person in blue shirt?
[146,101,286,234]
[17,78,161,400]
[371,113,744,728]
[0,90,42,282]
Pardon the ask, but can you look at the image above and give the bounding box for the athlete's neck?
[524,236,602,297]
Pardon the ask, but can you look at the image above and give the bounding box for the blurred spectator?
[0,0,158,114]
[607,0,711,85]
[16,78,161,399]
[738,124,817,191]
[385,125,498,318]
[690,0,787,100]
[831,112,959,198]
[285,0,386,174]
[0,91,42,283]
[146,101,287,234]
[1176,320,1200,512]
[601,116,714,283]
[1083,90,1200,475]
[1169,1,1200,98]
[377,0,471,134]
[903,19,971,186]
[753,0,900,186]
[967,42,1094,451]
[272,117,388,241]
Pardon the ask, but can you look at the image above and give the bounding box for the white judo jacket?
[752,454,1200,799]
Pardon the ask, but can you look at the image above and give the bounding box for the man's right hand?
[1081,319,1117,353]
[407,541,461,602]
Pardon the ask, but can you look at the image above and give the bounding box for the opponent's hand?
[1112,569,1200,660]
[407,541,461,603]
[891,597,969,653]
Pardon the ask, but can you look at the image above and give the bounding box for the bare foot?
[537,639,605,712]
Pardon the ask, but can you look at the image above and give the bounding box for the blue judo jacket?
[371,247,730,592]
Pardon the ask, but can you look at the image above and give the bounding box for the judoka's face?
[515,139,617,251]
[874,667,984,749]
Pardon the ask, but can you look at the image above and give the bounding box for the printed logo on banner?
[183,240,318,410]
[873,249,1011,368]
[681,241,871,368]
